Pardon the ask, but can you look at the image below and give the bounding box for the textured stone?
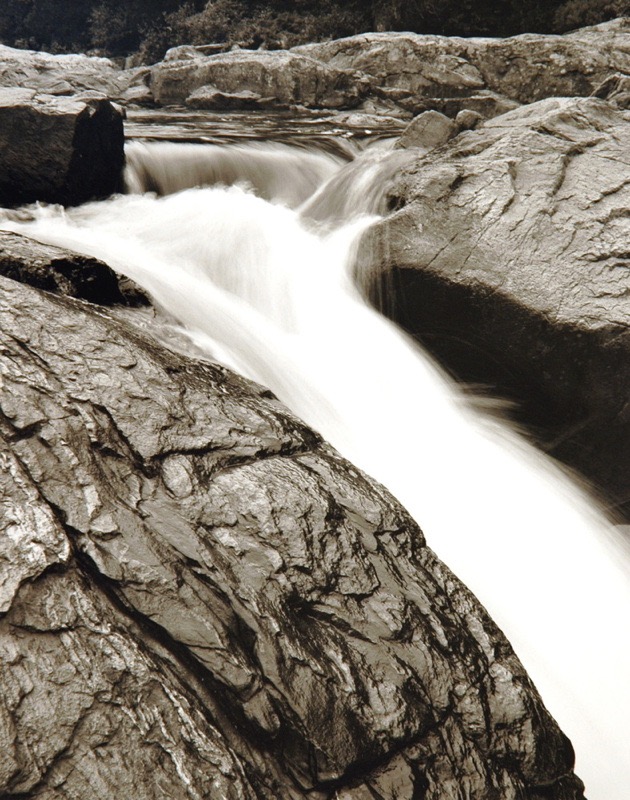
[591,71,630,108]
[0,44,143,101]
[150,49,367,108]
[294,19,630,109]
[0,231,149,306]
[0,88,124,206]
[398,110,458,149]
[0,273,584,799]
[360,96,630,514]
[186,85,274,110]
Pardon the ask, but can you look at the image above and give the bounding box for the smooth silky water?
[2,116,628,798]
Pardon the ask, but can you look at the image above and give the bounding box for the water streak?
[2,139,628,799]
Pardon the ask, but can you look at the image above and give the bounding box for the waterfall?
[3,139,629,799]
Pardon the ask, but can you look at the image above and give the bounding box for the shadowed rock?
[360,96,630,515]
[0,88,124,206]
[0,230,149,306]
[0,271,584,799]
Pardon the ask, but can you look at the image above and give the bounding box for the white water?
[3,140,629,798]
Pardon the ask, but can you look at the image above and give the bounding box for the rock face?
[294,18,630,115]
[359,96,630,514]
[0,44,147,102]
[0,88,124,206]
[186,85,275,110]
[0,267,584,799]
[150,49,367,108]
[0,230,149,305]
[397,109,458,149]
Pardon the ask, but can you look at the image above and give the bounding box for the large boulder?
[0,44,147,102]
[294,18,630,115]
[358,96,630,514]
[150,48,368,108]
[0,267,583,799]
[0,88,124,206]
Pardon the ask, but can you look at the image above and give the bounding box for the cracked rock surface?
[360,95,630,515]
[294,19,630,115]
[0,273,584,798]
[0,44,148,104]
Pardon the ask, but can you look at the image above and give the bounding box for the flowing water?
[2,119,629,798]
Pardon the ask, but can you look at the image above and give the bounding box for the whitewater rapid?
[2,139,628,798]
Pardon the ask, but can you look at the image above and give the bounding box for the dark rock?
[150,49,367,109]
[0,273,584,798]
[359,96,630,515]
[0,230,149,306]
[0,88,125,207]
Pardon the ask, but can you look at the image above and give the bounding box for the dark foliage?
[0,0,627,62]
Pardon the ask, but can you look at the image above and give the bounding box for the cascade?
[2,137,628,799]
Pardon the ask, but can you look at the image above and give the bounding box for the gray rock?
[591,71,630,108]
[455,108,484,130]
[398,109,458,149]
[0,44,143,101]
[438,90,521,120]
[150,48,368,108]
[359,96,630,515]
[294,20,630,107]
[186,85,274,110]
[0,272,584,799]
[0,230,149,306]
[0,88,124,206]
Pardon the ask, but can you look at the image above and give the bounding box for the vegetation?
[0,0,627,63]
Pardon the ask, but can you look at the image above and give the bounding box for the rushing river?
[2,111,629,798]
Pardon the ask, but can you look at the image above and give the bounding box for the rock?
[150,48,368,108]
[455,108,484,130]
[591,72,630,108]
[398,109,458,149]
[438,90,521,120]
[358,96,630,514]
[294,33,486,105]
[294,20,630,107]
[186,85,274,110]
[0,231,149,306]
[0,270,584,799]
[0,43,142,101]
[0,88,124,206]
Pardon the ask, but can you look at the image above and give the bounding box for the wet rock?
[0,231,149,306]
[0,272,584,799]
[359,96,630,515]
[150,48,368,108]
[0,88,124,206]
